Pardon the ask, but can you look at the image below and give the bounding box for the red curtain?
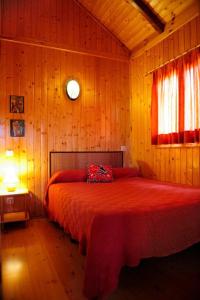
[151,47,200,145]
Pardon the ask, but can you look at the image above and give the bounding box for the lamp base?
[6,186,17,192]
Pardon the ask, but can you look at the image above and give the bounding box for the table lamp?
[3,150,19,192]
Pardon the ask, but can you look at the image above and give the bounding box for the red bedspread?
[46,177,200,299]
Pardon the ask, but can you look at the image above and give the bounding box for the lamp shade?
[3,164,19,192]
[3,150,19,192]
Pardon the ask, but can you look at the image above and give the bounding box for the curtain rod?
[145,43,200,76]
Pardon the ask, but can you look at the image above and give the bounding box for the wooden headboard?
[50,151,123,177]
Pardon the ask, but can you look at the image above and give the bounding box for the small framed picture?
[10,119,25,137]
[10,95,24,113]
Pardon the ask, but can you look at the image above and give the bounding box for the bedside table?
[0,188,30,226]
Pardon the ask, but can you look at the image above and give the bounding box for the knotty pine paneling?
[76,0,155,51]
[0,0,129,59]
[0,0,130,216]
[128,16,200,186]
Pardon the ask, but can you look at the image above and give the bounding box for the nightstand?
[0,188,30,226]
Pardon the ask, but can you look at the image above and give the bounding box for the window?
[151,48,200,145]
[184,61,200,131]
[157,70,179,135]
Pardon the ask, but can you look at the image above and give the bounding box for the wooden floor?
[1,218,200,300]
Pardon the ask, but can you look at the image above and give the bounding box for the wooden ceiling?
[77,0,200,55]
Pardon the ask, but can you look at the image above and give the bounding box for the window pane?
[158,72,179,134]
[184,62,200,130]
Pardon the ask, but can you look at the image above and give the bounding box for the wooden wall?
[0,0,129,59]
[0,0,130,216]
[128,16,200,186]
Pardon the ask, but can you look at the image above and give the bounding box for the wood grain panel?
[77,0,156,51]
[148,0,195,23]
[1,0,129,59]
[0,0,130,216]
[78,0,199,51]
[128,15,200,187]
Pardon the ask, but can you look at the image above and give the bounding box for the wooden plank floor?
[1,218,200,300]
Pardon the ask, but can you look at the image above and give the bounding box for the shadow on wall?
[137,160,156,179]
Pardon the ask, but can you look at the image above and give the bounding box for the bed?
[45,151,200,299]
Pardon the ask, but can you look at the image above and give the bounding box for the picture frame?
[10,119,25,137]
[10,95,24,113]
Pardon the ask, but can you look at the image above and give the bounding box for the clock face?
[66,80,80,100]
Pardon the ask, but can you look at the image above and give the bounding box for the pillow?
[49,169,87,184]
[87,164,113,183]
[112,167,141,179]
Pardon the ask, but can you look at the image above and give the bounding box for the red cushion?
[113,167,141,179]
[87,164,113,183]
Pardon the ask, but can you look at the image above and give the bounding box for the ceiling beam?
[131,0,165,33]
[131,0,200,58]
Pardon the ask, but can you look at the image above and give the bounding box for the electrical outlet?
[120,145,127,152]
[6,197,14,205]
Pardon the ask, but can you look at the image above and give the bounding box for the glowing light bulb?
[5,150,14,157]
[3,166,19,192]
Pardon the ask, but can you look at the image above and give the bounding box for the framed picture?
[10,95,24,113]
[10,119,25,137]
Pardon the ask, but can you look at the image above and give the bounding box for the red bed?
[45,168,200,299]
